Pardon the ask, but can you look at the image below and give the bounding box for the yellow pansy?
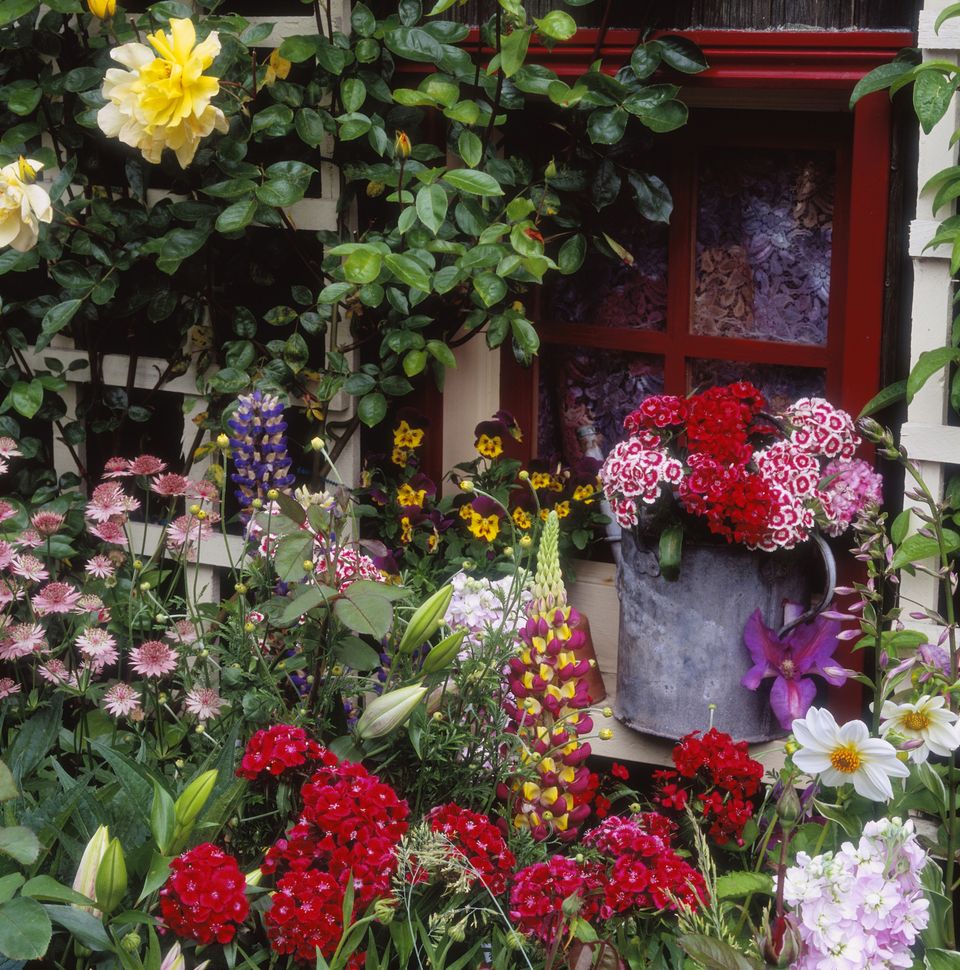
[393,419,423,450]
[97,18,228,169]
[512,507,532,530]
[396,483,427,508]
[476,433,503,459]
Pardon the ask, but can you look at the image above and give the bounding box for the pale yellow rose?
[97,18,228,169]
[263,49,291,86]
[0,157,53,253]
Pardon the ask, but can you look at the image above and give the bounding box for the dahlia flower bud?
[73,825,111,914]
[398,584,453,654]
[776,783,802,833]
[760,914,802,968]
[357,684,428,739]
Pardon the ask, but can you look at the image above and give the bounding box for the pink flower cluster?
[786,397,858,460]
[784,817,929,969]
[598,439,683,528]
[820,458,884,537]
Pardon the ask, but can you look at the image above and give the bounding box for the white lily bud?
[357,684,428,739]
[72,824,110,915]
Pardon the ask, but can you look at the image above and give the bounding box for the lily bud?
[422,629,466,674]
[95,837,128,914]
[86,0,116,17]
[171,769,217,850]
[245,867,263,887]
[160,942,210,970]
[357,684,428,739]
[760,914,802,967]
[72,825,110,914]
[397,584,453,654]
[394,130,411,159]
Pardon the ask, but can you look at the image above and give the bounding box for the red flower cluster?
[509,856,599,943]
[265,870,362,969]
[425,803,515,897]
[624,394,688,433]
[655,728,763,846]
[237,724,323,781]
[684,383,767,465]
[159,843,249,944]
[262,748,408,962]
[583,814,706,916]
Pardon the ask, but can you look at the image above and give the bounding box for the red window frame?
[500,29,910,463]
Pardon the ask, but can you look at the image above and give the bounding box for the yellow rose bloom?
[263,48,292,86]
[87,0,116,17]
[0,158,52,253]
[98,18,228,169]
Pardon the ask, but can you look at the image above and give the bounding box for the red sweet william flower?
[509,856,600,944]
[265,869,362,967]
[237,724,324,781]
[426,803,515,897]
[159,843,248,944]
[611,762,629,781]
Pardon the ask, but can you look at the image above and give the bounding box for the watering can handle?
[776,532,836,639]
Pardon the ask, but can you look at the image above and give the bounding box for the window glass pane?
[547,218,668,330]
[694,149,835,346]
[538,348,664,462]
[689,359,826,412]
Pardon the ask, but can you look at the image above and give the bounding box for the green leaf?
[0,826,40,865]
[936,3,960,32]
[215,197,257,233]
[251,104,294,135]
[457,130,482,167]
[628,171,673,222]
[858,378,907,417]
[891,530,960,569]
[150,781,175,855]
[40,298,82,342]
[927,949,960,970]
[715,871,774,899]
[358,392,388,427]
[256,178,308,207]
[658,522,683,581]
[907,348,960,403]
[443,168,503,197]
[0,874,24,904]
[0,897,51,961]
[473,271,507,307]
[891,509,911,545]
[534,10,577,40]
[658,35,709,73]
[21,875,94,908]
[499,26,532,78]
[351,1,375,35]
[558,233,587,274]
[274,532,314,583]
[8,380,43,419]
[276,585,335,627]
[136,853,173,904]
[426,339,456,368]
[849,56,918,107]
[279,34,321,62]
[337,112,372,140]
[914,69,958,135]
[631,41,663,79]
[403,349,427,376]
[0,761,16,801]
[384,26,444,63]
[344,249,383,285]
[510,317,540,357]
[415,184,448,234]
[384,252,432,291]
[587,106,628,145]
[43,904,111,951]
[341,78,366,112]
[333,582,394,638]
[295,107,328,147]
[0,0,38,27]
[283,333,309,374]
[678,935,761,970]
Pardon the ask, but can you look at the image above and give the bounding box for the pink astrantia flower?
[11,554,48,583]
[0,579,23,610]
[0,437,21,458]
[0,678,21,700]
[166,619,200,645]
[0,541,14,570]
[102,457,131,478]
[151,473,191,497]
[0,501,16,525]
[0,622,47,659]
[85,555,116,579]
[89,520,128,545]
[166,512,218,561]
[129,455,166,476]
[39,660,78,687]
[184,686,225,720]
[86,483,131,522]
[742,604,848,730]
[31,511,65,536]
[189,479,220,503]
[103,682,142,718]
[33,581,82,616]
[76,628,118,671]
[130,640,178,678]
[15,528,41,549]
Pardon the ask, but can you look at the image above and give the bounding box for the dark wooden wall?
[449,1,917,30]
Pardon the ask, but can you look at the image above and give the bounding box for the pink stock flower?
[820,458,884,537]
[30,511,64,536]
[32,581,82,616]
[130,640,178,678]
[184,686,225,720]
[103,682,142,718]
[0,678,20,700]
[0,622,47,659]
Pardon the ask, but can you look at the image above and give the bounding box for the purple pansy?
[741,603,849,730]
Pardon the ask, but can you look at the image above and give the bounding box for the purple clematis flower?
[741,603,849,731]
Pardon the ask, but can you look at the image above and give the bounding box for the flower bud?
[160,942,210,970]
[357,684,428,739]
[72,825,110,914]
[95,837,128,914]
[518,470,530,481]
[394,130,411,159]
[519,535,532,548]
[245,868,263,887]
[366,180,386,198]
[86,0,116,16]
[398,584,453,655]
[459,480,474,491]
[267,488,279,500]
[776,784,802,833]
[760,914,802,968]
[171,769,217,850]
[373,897,398,924]
[599,728,613,740]
[421,629,466,674]
[121,932,142,953]
[216,433,230,449]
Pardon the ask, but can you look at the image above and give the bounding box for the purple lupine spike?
[228,390,295,515]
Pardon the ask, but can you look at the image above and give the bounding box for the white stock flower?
[792,706,909,802]
[0,157,53,253]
